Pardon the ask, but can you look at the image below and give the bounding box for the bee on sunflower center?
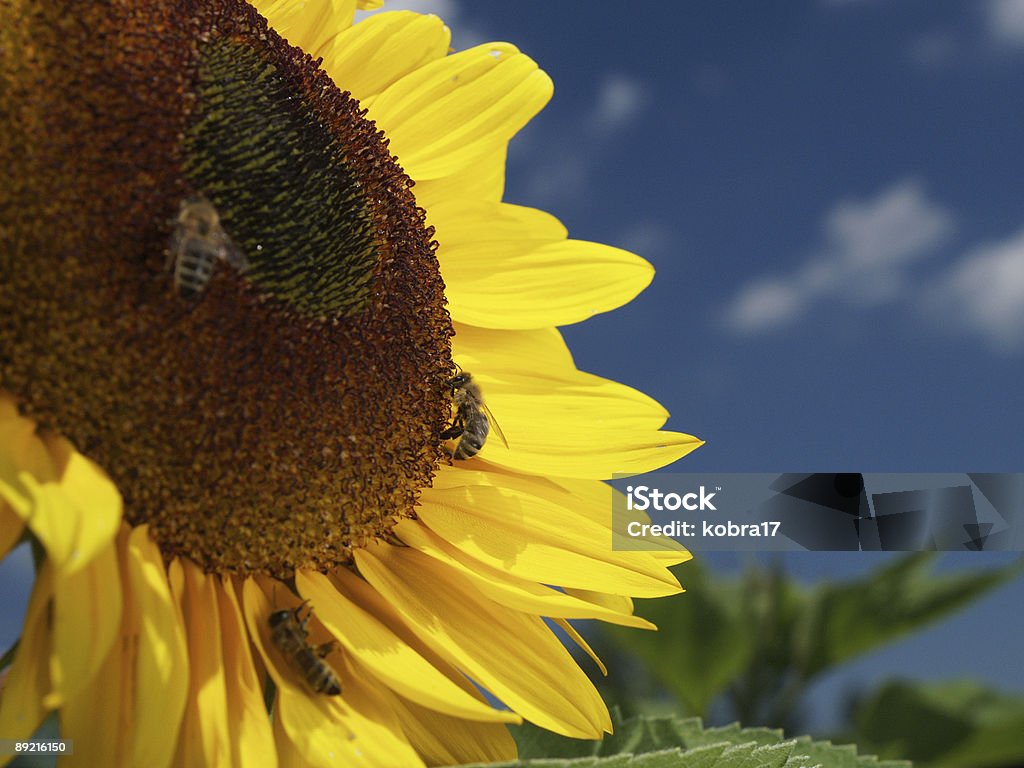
[168,195,250,298]
[440,372,508,460]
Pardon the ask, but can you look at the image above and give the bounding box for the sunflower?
[0,1,702,765]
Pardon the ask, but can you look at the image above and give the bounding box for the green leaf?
[855,680,1024,768]
[600,556,1022,731]
[795,555,1024,679]
[480,713,910,768]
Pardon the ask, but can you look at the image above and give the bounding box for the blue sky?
[2,0,1022,739]
[361,0,1024,730]
[460,0,1024,472]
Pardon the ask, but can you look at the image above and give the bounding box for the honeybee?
[269,602,342,696]
[440,372,508,460]
[168,195,249,297]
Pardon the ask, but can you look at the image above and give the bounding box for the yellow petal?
[0,396,51,485]
[373,681,518,766]
[415,142,507,207]
[448,466,692,565]
[325,572,522,761]
[356,0,382,8]
[648,548,693,564]
[253,0,356,56]
[451,331,668,423]
[126,526,188,768]
[422,467,683,597]
[0,397,26,564]
[355,542,612,739]
[563,588,635,617]
[328,567,496,700]
[0,500,22,560]
[430,201,653,329]
[241,579,420,768]
[437,364,702,476]
[426,198,654,328]
[60,531,131,766]
[394,519,655,628]
[242,580,353,765]
[271,717,299,768]
[170,559,231,767]
[217,576,277,767]
[61,656,129,765]
[452,323,575,373]
[554,619,608,677]
[320,11,450,103]
[0,563,52,748]
[368,43,552,180]
[0,402,121,574]
[455,365,663,429]
[553,476,694,561]
[430,199,567,246]
[296,570,519,723]
[33,445,121,573]
[330,655,426,768]
[48,536,121,709]
[445,239,653,328]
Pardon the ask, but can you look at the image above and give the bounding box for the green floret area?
[186,37,379,317]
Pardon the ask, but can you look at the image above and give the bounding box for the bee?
[168,195,249,297]
[440,372,508,460]
[269,602,342,696]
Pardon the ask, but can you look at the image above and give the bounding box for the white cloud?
[616,220,673,260]
[586,74,648,134]
[522,153,589,211]
[723,179,1024,353]
[723,179,955,333]
[921,228,1024,351]
[824,179,954,269]
[725,279,807,333]
[521,72,649,211]
[907,30,959,69]
[825,0,1024,65]
[988,0,1024,46]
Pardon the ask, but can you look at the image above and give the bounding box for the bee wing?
[481,401,510,449]
[220,235,251,273]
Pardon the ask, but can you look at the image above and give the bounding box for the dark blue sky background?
[364,0,1024,731]
[476,0,1024,474]
[2,0,1022,739]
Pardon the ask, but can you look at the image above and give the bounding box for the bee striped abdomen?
[453,418,488,459]
[441,372,507,460]
[173,239,219,297]
[269,605,342,696]
[169,196,248,298]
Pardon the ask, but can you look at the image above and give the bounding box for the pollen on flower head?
[0,0,455,577]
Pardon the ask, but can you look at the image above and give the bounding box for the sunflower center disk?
[0,1,453,577]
